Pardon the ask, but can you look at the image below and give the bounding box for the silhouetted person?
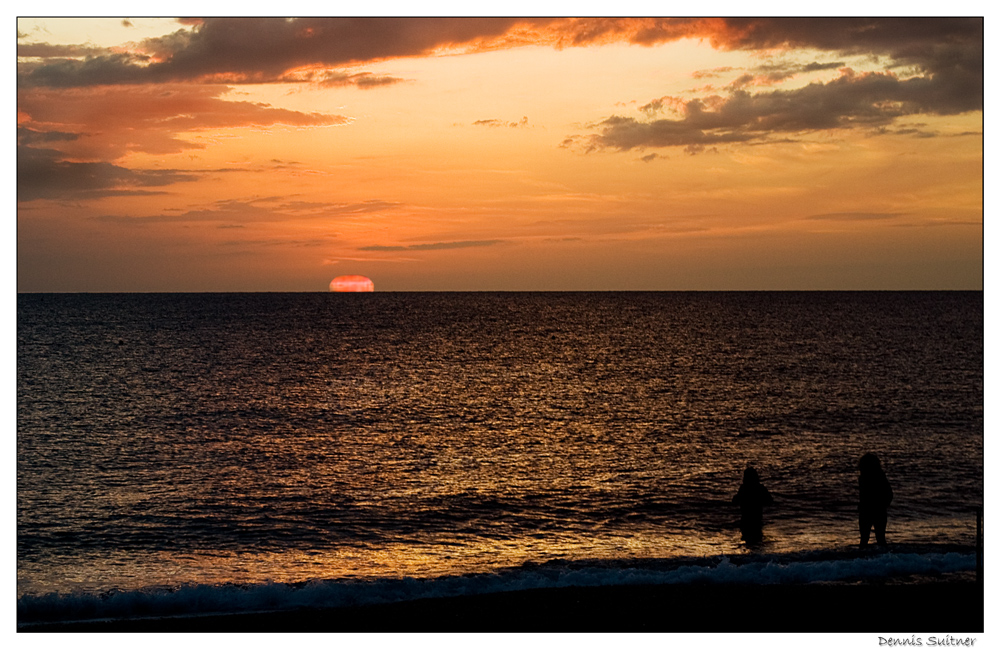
[858,452,893,548]
[733,466,773,544]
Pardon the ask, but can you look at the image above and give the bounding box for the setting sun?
[329,275,374,292]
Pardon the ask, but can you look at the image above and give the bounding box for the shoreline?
[21,576,983,633]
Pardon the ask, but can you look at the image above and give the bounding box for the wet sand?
[21,576,983,633]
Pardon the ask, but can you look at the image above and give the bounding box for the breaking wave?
[18,546,977,627]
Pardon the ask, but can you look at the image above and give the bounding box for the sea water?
[16,292,983,624]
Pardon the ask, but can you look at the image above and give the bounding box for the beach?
[21,574,983,633]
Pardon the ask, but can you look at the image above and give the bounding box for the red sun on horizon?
[329,275,375,292]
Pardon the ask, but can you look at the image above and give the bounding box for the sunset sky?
[16,16,984,291]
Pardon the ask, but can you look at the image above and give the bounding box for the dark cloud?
[586,65,979,153]
[703,17,981,60]
[17,126,78,145]
[17,144,197,202]
[360,240,504,251]
[19,52,155,87]
[708,18,983,107]
[565,18,981,153]
[18,17,535,87]
[802,61,845,72]
[587,113,755,152]
[351,73,405,89]
[17,42,112,58]
[17,18,980,95]
[726,60,846,89]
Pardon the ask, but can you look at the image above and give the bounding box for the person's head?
[859,452,882,474]
[743,466,760,484]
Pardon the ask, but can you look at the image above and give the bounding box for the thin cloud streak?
[92,198,401,224]
[359,240,505,251]
[804,212,905,221]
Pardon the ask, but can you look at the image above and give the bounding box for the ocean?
[16,291,983,627]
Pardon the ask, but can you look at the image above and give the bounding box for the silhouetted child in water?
[732,466,773,544]
[858,452,893,548]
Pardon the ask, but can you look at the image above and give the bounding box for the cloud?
[351,73,405,89]
[803,211,905,221]
[802,61,846,73]
[583,64,980,153]
[638,96,686,117]
[322,256,418,264]
[16,83,352,203]
[17,18,981,162]
[304,17,982,155]
[696,17,981,63]
[472,117,529,128]
[17,18,981,96]
[17,143,198,202]
[17,42,113,59]
[726,60,846,89]
[585,113,755,152]
[692,66,736,79]
[17,83,348,161]
[700,18,982,110]
[17,126,78,145]
[92,198,401,224]
[18,52,157,87]
[359,239,504,251]
[18,17,535,87]
[278,69,406,88]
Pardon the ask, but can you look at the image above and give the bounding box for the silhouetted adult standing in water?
[732,466,773,544]
[858,452,893,548]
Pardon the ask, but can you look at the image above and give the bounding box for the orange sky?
[16,17,983,291]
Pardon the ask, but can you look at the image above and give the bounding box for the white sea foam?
[17,549,977,627]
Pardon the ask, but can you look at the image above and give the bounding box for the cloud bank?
[16,84,349,202]
[572,17,982,153]
[16,17,982,198]
[18,18,981,93]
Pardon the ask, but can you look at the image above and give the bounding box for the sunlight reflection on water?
[17,292,982,596]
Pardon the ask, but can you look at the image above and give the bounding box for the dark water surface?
[17,292,983,602]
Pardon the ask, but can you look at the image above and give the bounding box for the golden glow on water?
[16,525,860,597]
[19,513,973,598]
